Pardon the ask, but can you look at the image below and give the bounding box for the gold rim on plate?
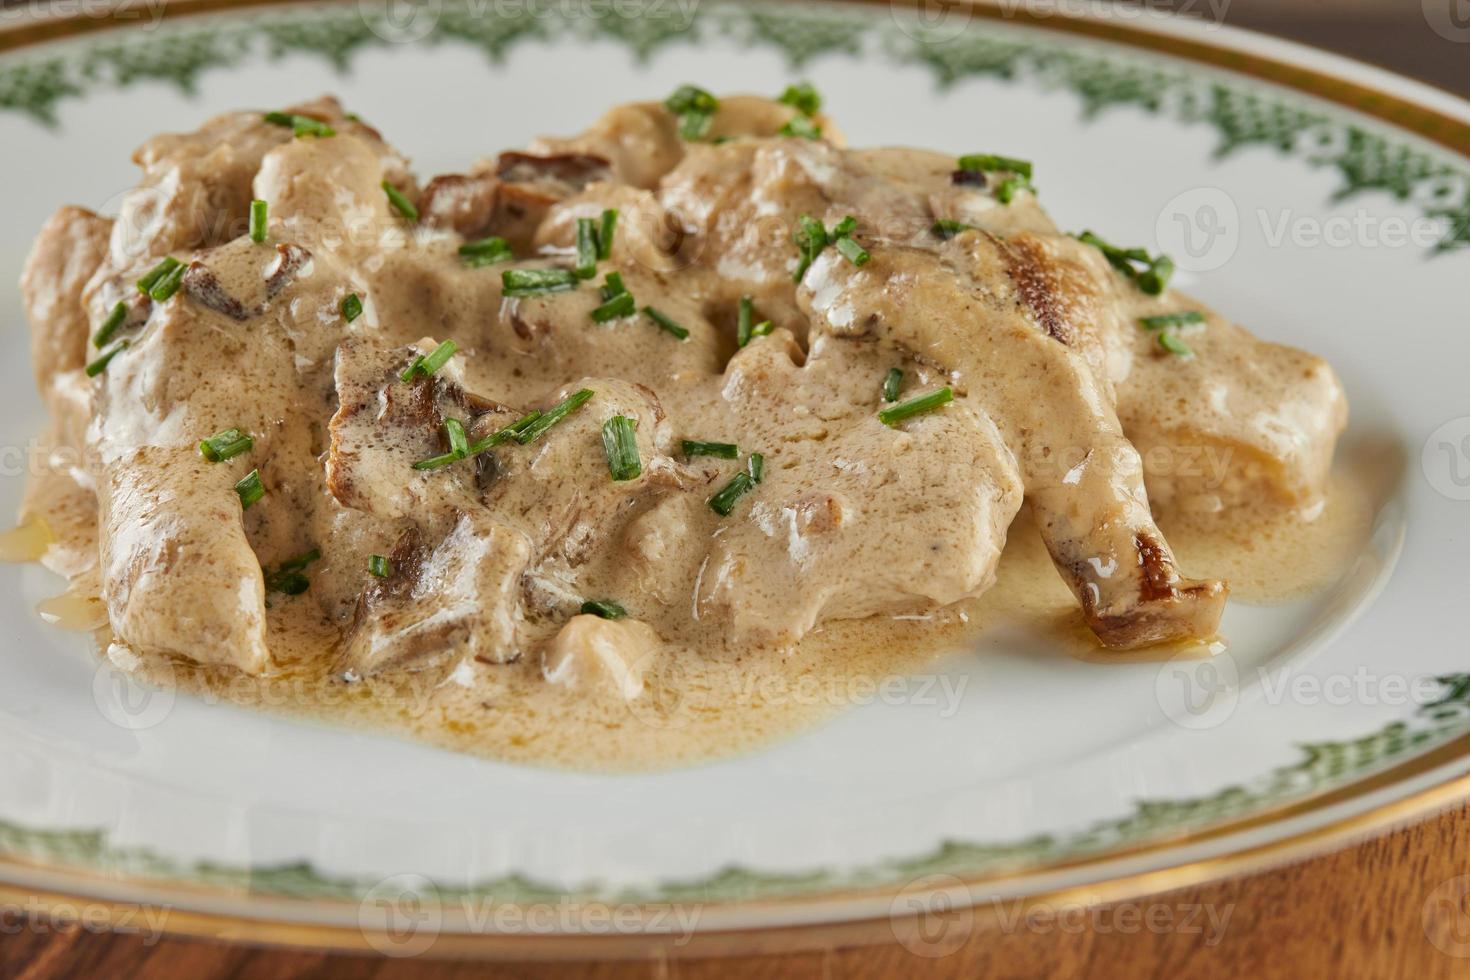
[1,0,1467,956]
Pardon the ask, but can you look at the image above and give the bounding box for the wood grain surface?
[4,4,1467,979]
[4,801,1470,978]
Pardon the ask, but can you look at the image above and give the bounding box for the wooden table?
[7,4,1466,978]
[3,801,1470,978]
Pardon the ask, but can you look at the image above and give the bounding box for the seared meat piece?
[344,516,531,674]
[691,334,1023,647]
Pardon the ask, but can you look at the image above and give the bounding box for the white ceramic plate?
[2,0,1469,957]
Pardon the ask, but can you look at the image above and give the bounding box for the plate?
[2,0,1469,958]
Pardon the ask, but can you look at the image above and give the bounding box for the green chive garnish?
[459,236,513,267]
[400,339,458,382]
[597,209,618,260]
[1157,331,1193,357]
[382,181,418,222]
[932,219,976,240]
[341,293,363,322]
[85,340,128,378]
[665,84,719,140]
[1139,311,1206,330]
[468,411,543,454]
[199,428,253,462]
[708,472,754,516]
[575,217,599,279]
[882,368,902,402]
[682,440,738,459]
[581,599,627,619]
[793,214,829,283]
[830,215,857,239]
[264,548,320,595]
[778,81,822,116]
[747,452,764,483]
[591,272,635,323]
[995,175,1031,204]
[148,264,185,302]
[369,554,392,578]
[835,236,870,267]
[136,257,181,297]
[502,267,580,297]
[234,469,264,509]
[736,295,759,347]
[601,415,642,482]
[92,301,127,348]
[265,111,335,138]
[249,199,268,243]
[514,389,594,444]
[956,154,1033,179]
[779,115,821,140]
[879,387,954,426]
[643,306,689,340]
[411,418,470,471]
[1077,231,1174,296]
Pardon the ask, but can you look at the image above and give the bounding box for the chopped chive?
[445,418,469,457]
[882,368,903,402]
[341,293,363,322]
[592,291,636,323]
[514,388,594,444]
[682,440,739,459]
[778,81,822,116]
[736,295,758,347]
[270,571,310,595]
[750,320,773,339]
[830,215,858,239]
[835,235,870,267]
[249,199,268,243]
[468,411,543,454]
[381,181,418,222]
[412,418,470,470]
[1156,331,1194,357]
[599,272,627,301]
[643,306,689,340]
[459,236,513,267]
[747,452,765,483]
[708,472,754,516]
[199,428,253,462]
[85,340,128,378]
[581,599,628,619]
[400,339,458,382]
[792,214,828,282]
[1077,231,1174,296]
[234,469,264,509]
[932,219,976,240]
[665,84,718,140]
[956,154,1033,179]
[779,115,822,140]
[601,415,642,482]
[597,209,618,260]
[369,554,393,578]
[502,267,580,297]
[265,111,335,138]
[575,217,599,279]
[136,256,181,296]
[994,175,1032,204]
[1139,311,1206,330]
[92,301,128,348]
[149,262,185,302]
[879,387,954,426]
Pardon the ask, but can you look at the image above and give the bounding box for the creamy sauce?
[14,92,1365,770]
